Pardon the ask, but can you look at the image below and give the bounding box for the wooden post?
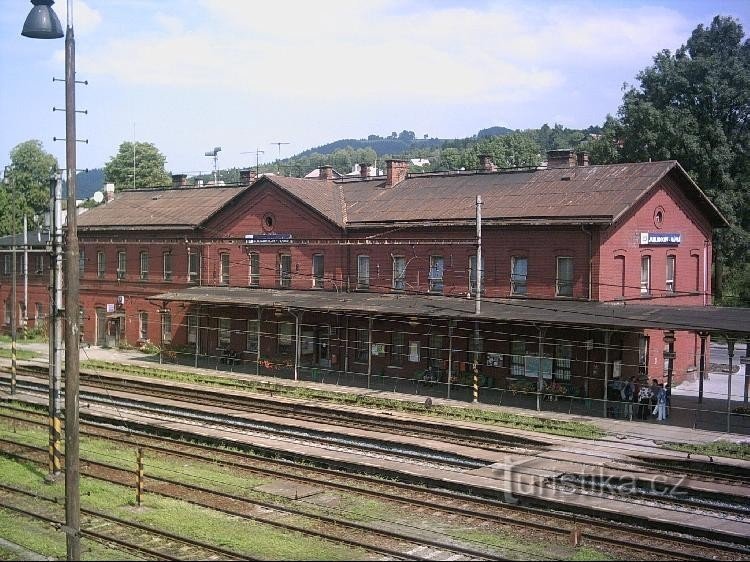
[136,447,144,507]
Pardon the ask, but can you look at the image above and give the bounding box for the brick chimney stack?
[576,151,590,167]
[546,149,577,168]
[171,174,188,188]
[359,163,371,179]
[478,154,497,172]
[239,169,257,186]
[319,165,333,181]
[385,159,409,188]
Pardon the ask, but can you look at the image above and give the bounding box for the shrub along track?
[1,405,747,561]
[0,481,256,561]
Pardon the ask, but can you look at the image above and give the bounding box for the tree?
[398,130,416,141]
[464,133,542,169]
[1,140,58,235]
[614,16,750,303]
[104,141,171,189]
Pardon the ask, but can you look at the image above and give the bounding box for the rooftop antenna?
[241,149,265,178]
[204,146,221,183]
[270,142,289,175]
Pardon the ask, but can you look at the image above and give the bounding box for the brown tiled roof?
[268,176,346,227]
[77,186,244,231]
[338,161,726,227]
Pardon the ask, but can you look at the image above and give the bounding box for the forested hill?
[295,126,516,158]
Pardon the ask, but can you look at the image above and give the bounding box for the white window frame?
[428,255,444,294]
[666,255,676,294]
[246,319,259,352]
[279,254,292,288]
[161,312,172,343]
[139,250,149,280]
[97,251,105,279]
[312,253,324,288]
[469,255,484,295]
[138,311,148,341]
[163,252,172,281]
[220,252,230,285]
[117,250,126,280]
[640,255,651,295]
[248,252,260,287]
[188,252,200,283]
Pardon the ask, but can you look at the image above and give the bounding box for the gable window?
[428,255,444,293]
[163,252,172,281]
[97,252,105,279]
[666,255,676,294]
[615,255,625,297]
[138,311,148,341]
[556,257,574,297]
[139,251,149,280]
[117,250,127,280]
[279,254,292,288]
[219,252,230,285]
[312,253,324,288]
[357,255,370,290]
[248,252,260,287]
[188,251,200,283]
[392,256,406,291]
[640,255,651,295]
[511,256,528,295]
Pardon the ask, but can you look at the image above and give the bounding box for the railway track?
[0,482,258,560]
[0,439,503,561]
[1,404,747,561]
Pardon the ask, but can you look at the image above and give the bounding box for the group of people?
[618,377,669,422]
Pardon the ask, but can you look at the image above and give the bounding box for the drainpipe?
[698,331,708,404]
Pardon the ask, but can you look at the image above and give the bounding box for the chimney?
[319,165,333,181]
[478,154,497,172]
[546,149,576,168]
[359,163,371,179]
[576,151,590,167]
[239,169,257,186]
[171,174,188,188]
[104,183,115,202]
[385,159,409,188]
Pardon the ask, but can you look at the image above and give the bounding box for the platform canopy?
[150,287,749,336]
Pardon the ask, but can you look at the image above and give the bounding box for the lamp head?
[22,0,64,39]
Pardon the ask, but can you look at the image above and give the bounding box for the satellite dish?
[93,191,104,203]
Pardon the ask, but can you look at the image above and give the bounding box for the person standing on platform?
[654,384,668,421]
[637,381,652,420]
[621,377,635,421]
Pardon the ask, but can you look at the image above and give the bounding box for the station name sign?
[640,232,681,245]
[244,233,293,244]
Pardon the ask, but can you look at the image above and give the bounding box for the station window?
[97,252,105,279]
[511,256,528,295]
[138,311,148,341]
[312,254,324,288]
[277,321,294,355]
[640,255,651,295]
[218,317,231,348]
[79,249,86,274]
[219,253,230,285]
[187,315,198,344]
[469,255,484,295]
[139,251,149,280]
[279,254,292,288]
[188,251,200,283]
[510,340,526,377]
[357,255,370,290]
[246,319,259,353]
[355,327,369,363]
[2,255,10,276]
[392,256,406,291]
[161,312,172,343]
[248,252,260,287]
[666,255,676,294]
[389,331,405,366]
[554,342,572,381]
[556,257,573,297]
[117,250,127,280]
[163,252,172,281]
[36,254,45,275]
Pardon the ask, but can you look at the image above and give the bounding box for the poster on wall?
[486,352,503,367]
[409,342,420,362]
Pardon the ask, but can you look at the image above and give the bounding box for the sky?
[1,0,748,178]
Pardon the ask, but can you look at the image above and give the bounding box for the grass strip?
[663,440,749,461]
[82,359,604,439]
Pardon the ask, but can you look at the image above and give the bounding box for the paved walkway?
[4,341,749,446]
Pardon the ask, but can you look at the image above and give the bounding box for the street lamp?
[22,1,81,560]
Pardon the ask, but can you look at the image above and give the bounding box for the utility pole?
[49,172,63,478]
[270,142,289,175]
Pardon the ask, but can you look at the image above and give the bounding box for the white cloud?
[57,0,103,34]
[81,1,689,106]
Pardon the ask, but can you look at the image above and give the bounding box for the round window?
[653,207,665,228]
[262,213,274,231]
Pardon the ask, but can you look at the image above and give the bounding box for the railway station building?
[1,150,747,410]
